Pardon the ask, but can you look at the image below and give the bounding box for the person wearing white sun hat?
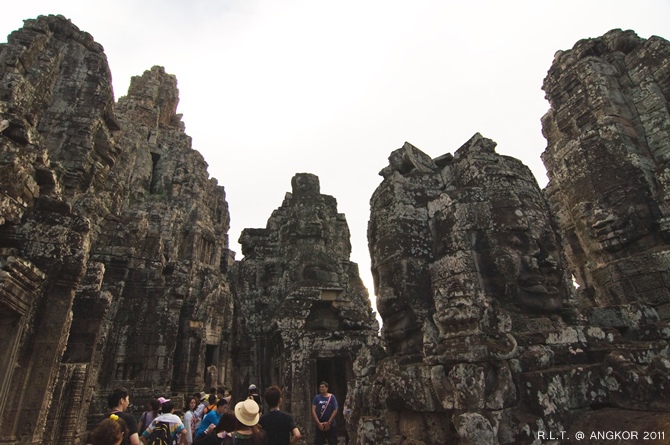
[232,399,266,445]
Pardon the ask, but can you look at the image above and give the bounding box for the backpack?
[204,402,216,415]
[147,421,172,445]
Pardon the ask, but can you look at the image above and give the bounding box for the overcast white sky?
[3,1,670,315]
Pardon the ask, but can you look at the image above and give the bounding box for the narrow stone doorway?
[315,357,351,441]
[205,344,219,388]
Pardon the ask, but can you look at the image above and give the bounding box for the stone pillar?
[0,202,91,444]
[2,282,76,444]
[0,257,45,430]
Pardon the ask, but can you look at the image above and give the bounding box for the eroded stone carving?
[369,142,440,358]
[366,134,581,444]
[0,15,116,444]
[89,64,234,416]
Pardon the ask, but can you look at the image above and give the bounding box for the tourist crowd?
[87,381,340,445]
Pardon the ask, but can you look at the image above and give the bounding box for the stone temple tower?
[542,29,670,322]
[229,173,382,443]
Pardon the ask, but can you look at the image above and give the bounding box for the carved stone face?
[431,275,483,338]
[431,177,566,325]
[375,263,424,355]
[381,305,423,355]
[573,192,651,259]
[291,173,320,196]
[477,226,564,314]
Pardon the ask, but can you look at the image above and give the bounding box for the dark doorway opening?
[315,357,351,439]
[149,152,161,194]
[205,344,219,383]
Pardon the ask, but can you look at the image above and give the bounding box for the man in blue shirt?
[311,381,338,445]
[194,398,228,438]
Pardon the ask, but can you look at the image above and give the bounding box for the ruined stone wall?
[230,173,382,442]
[0,15,233,444]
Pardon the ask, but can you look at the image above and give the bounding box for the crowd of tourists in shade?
[87,381,340,445]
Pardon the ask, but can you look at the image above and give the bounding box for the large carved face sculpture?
[477,175,567,314]
[476,224,564,314]
[431,177,566,324]
[572,186,654,260]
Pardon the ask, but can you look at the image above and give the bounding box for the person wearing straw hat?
[232,399,267,445]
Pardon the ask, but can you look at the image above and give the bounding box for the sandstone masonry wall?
[542,29,670,321]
